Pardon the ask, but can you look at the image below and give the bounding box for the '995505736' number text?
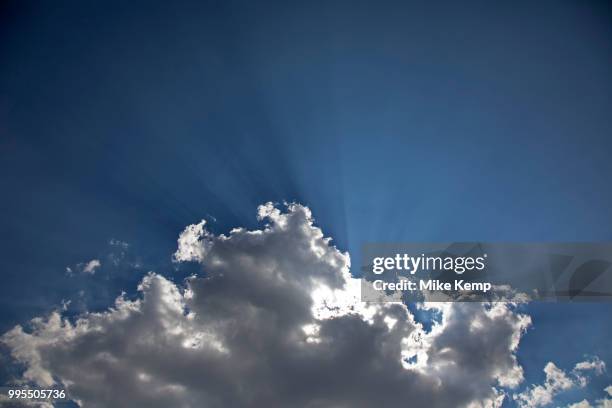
[5,388,66,400]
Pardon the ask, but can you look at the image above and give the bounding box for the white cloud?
[2,203,532,408]
[67,259,102,276]
[109,238,129,249]
[565,385,612,408]
[588,385,612,408]
[574,357,606,375]
[0,394,53,407]
[568,401,593,408]
[81,259,101,274]
[514,358,606,408]
[604,388,612,408]
[172,220,211,262]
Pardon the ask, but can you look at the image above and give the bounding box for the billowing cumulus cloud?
[2,203,532,407]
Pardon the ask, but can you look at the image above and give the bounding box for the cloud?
[0,395,53,408]
[566,385,612,408]
[66,259,102,276]
[514,358,606,408]
[109,239,129,249]
[81,259,101,274]
[568,401,593,408]
[108,239,130,266]
[173,220,211,263]
[574,358,606,375]
[2,203,531,408]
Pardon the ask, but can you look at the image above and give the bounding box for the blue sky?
[1,1,612,406]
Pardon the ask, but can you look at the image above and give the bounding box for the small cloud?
[82,259,101,275]
[66,259,102,277]
[567,400,592,408]
[515,358,606,408]
[574,357,606,375]
[109,239,129,249]
[173,220,211,263]
[108,239,131,266]
[565,385,612,408]
[60,299,71,311]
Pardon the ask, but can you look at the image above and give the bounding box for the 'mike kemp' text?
[372,279,492,293]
